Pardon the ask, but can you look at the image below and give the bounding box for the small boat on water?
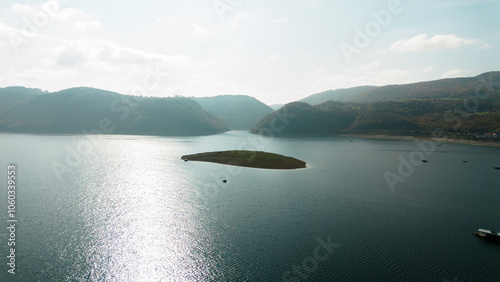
[474,229,500,243]
[495,166,500,170]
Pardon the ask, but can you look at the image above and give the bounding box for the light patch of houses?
[473,132,498,140]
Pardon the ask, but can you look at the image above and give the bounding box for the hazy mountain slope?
[269,104,284,110]
[299,86,376,105]
[0,87,45,111]
[251,99,500,136]
[0,87,228,136]
[353,71,500,102]
[192,95,273,130]
[252,71,500,136]
[250,101,358,136]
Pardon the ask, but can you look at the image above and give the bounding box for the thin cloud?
[193,24,213,36]
[441,69,468,78]
[389,34,480,52]
[52,41,188,67]
[75,20,102,31]
[155,17,168,24]
[0,21,24,46]
[10,3,36,15]
[420,66,435,74]
[268,54,281,61]
[270,17,288,24]
[232,42,244,48]
[313,66,413,91]
[7,1,104,32]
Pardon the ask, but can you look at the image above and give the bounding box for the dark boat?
[495,166,500,170]
[474,229,500,243]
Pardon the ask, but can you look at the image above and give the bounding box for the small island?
[181,150,306,169]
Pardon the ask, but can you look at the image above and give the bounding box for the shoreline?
[341,134,500,147]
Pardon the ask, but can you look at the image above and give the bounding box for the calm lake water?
[0,131,499,281]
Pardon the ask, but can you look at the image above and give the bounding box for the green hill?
[251,99,500,136]
[299,86,376,105]
[0,87,228,136]
[253,71,500,137]
[296,72,500,104]
[0,87,45,111]
[251,101,358,136]
[353,71,500,102]
[191,95,273,130]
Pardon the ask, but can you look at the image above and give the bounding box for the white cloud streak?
[52,41,188,67]
[389,34,480,52]
[441,69,468,78]
[270,17,288,23]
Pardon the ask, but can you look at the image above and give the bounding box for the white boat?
[474,228,500,242]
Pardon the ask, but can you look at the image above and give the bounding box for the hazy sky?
[0,0,498,104]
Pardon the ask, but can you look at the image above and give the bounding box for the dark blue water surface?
[1,131,499,281]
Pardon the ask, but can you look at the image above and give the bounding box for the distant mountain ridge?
[0,86,46,111]
[253,71,500,137]
[191,95,273,130]
[251,101,358,136]
[0,87,228,136]
[299,86,376,105]
[353,71,500,102]
[298,71,500,103]
[269,104,285,110]
[251,99,500,137]
[2,71,499,137]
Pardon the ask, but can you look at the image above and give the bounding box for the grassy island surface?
[181,150,306,169]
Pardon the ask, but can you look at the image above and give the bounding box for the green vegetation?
[251,100,500,137]
[2,71,499,138]
[353,72,500,102]
[0,87,229,136]
[0,86,45,111]
[251,101,358,135]
[298,71,500,103]
[253,71,500,137]
[191,95,273,130]
[181,150,306,169]
[299,86,376,105]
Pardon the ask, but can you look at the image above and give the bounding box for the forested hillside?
[0,87,228,136]
[297,71,500,103]
[254,71,500,137]
[0,87,45,111]
[251,99,500,136]
[299,86,376,105]
[354,71,500,102]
